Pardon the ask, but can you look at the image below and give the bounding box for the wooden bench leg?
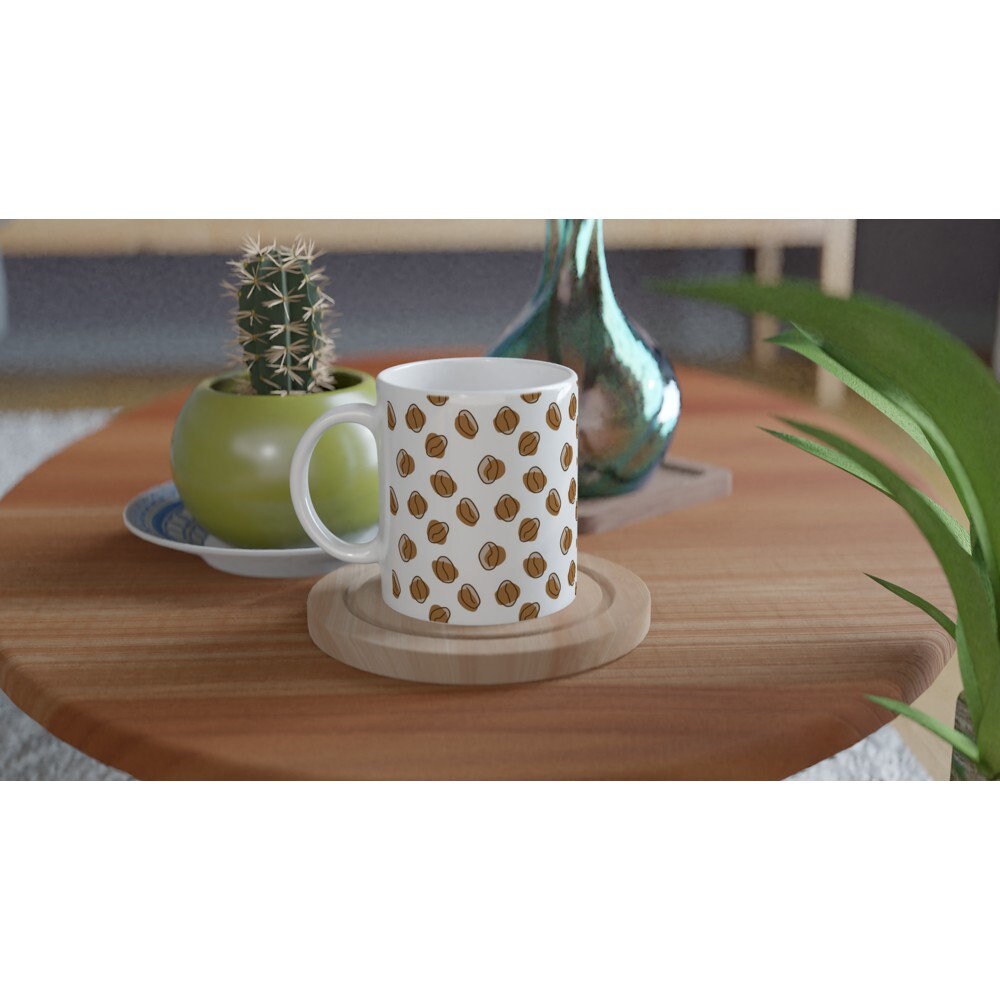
[751,244,783,367]
[816,222,857,407]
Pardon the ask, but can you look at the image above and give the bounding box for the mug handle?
[290,402,384,563]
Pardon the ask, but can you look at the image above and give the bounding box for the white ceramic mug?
[290,357,579,626]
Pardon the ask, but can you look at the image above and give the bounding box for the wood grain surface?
[0,351,955,779]
[308,554,651,685]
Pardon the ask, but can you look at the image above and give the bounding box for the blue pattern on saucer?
[125,482,209,546]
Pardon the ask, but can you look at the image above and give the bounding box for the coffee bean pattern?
[524,552,546,578]
[431,470,457,497]
[518,431,539,456]
[383,381,578,623]
[494,494,519,522]
[478,455,505,484]
[433,556,459,583]
[495,580,520,606]
[523,467,546,493]
[493,406,519,434]
[458,584,481,611]
[455,410,479,439]
[398,534,416,561]
[479,541,506,570]
[427,520,449,544]
[408,491,428,518]
[456,498,480,525]
[397,450,415,476]
[560,526,573,554]
[406,404,426,432]
[425,433,448,458]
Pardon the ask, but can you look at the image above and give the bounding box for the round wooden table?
[0,352,954,779]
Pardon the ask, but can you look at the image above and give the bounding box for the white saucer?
[123,481,376,578]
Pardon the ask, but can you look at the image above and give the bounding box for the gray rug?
[0,410,928,780]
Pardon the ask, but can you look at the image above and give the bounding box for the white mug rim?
[377,356,577,396]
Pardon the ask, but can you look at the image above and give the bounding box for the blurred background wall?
[0,220,997,408]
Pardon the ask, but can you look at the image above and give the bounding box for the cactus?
[226,236,338,395]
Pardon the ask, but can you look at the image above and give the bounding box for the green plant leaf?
[770,325,936,457]
[867,695,982,765]
[662,279,1000,604]
[762,427,970,552]
[777,419,997,760]
[865,575,957,638]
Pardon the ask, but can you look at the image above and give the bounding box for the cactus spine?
[227,236,338,395]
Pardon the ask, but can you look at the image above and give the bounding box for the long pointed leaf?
[867,695,982,766]
[866,575,957,638]
[778,418,996,761]
[663,279,1000,604]
[762,427,970,552]
[770,325,936,457]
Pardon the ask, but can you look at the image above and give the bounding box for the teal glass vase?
[489,219,681,497]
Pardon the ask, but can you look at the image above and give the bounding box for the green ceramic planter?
[170,368,379,549]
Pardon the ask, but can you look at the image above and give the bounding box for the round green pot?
[170,368,379,549]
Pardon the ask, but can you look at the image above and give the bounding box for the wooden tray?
[578,456,731,535]
[307,553,650,685]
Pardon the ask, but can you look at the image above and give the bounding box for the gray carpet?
[0,409,929,780]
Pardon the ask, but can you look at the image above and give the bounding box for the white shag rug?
[0,410,929,781]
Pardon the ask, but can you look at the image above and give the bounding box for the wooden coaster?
[578,456,731,535]
[307,553,650,685]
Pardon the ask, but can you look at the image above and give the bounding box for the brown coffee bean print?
[523,552,546,578]
[407,491,428,518]
[479,541,506,570]
[424,433,448,458]
[546,573,562,599]
[458,584,481,612]
[568,392,578,420]
[493,406,519,435]
[521,392,541,404]
[568,478,577,504]
[560,526,573,554]
[477,455,505,484]
[396,449,415,477]
[427,394,449,406]
[433,556,459,584]
[410,576,430,603]
[495,580,520,607]
[494,494,520,522]
[546,489,562,515]
[387,401,396,430]
[429,605,451,623]
[455,409,479,439]
[518,517,540,542]
[391,570,400,598]
[405,404,426,432]
[546,402,562,430]
[389,487,398,515]
[456,498,480,526]
[398,534,416,561]
[430,470,457,497]
[518,431,540,456]
[427,520,449,544]
[567,560,577,587]
[560,442,573,471]
[523,466,546,493]
[519,602,540,621]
